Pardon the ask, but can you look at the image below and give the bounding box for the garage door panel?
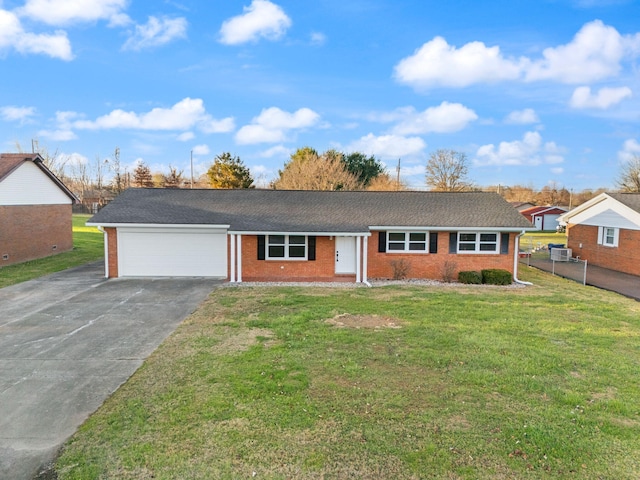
[118,230,227,277]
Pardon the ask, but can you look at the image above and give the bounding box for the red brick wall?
[367,231,515,280]
[567,224,640,276]
[0,204,73,266]
[240,235,351,282]
[236,232,516,282]
[105,227,119,278]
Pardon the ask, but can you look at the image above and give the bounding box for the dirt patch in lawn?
[326,313,403,330]
[216,328,276,354]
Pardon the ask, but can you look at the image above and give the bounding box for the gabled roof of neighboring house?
[88,188,535,233]
[609,193,640,213]
[0,153,78,203]
[558,192,640,226]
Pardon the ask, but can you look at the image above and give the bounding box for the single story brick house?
[558,192,640,277]
[520,205,568,231]
[87,188,535,283]
[0,153,78,266]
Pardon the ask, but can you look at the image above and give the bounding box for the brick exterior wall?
[237,232,516,282]
[105,227,119,278]
[367,231,515,280]
[0,204,73,266]
[567,224,640,276]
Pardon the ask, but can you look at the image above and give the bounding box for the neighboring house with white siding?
[558,192,640,277]
[0,153,78,266]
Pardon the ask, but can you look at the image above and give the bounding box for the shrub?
[390,259,411,280]
[458,271,482,284]
[441,260,458,283]
[481,269,512,285]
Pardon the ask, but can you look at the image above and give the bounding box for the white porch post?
[362,236,368,283]
[356,235,362,283]
[237,234,243,283]
[230,234,236,282]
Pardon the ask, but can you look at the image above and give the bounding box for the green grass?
[521,231,568,252]
[0,214,103,288]
[55,267,640,479]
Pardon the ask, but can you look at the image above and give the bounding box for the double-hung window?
[267,235,307,259]
[457,232,498,253]
[599,227,619,247]
[387,232,428,252]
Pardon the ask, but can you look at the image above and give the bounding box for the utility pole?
[190,150,194,189]
[396,158,401,190]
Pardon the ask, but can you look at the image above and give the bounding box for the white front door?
[335,236,357,274]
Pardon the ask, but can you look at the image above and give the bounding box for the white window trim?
[386,231,429,253]
[598,226,619,247]
[266,234,308,260]
[457,232,500,254]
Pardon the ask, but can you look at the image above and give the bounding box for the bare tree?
[272,148,360,190]
[366,173,408,191]
[425,149,473,191]
[617,155,640,192]
[162,165,184,188]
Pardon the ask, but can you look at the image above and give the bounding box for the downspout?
[362,236,371,287]
[514,230,533,286]
[97,226,109,279]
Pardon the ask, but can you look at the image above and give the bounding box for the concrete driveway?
[0,261,221,480]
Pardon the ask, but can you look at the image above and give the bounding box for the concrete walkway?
[0,262,220,480]
[524,257,640,301]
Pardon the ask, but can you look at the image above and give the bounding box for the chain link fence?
[519,245,588,286]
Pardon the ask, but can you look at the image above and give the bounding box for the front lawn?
[56,267,640,479]
[0,214,103,288]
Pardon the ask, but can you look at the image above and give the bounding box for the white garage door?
[118,228,227,277]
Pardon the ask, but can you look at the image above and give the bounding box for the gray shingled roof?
[88,188,534,232]
[609,193,640,214]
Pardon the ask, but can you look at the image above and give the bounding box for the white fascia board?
[567,198,640,229]
[369,226,535,232]
[86,222,230,230]
[230,230,371,237]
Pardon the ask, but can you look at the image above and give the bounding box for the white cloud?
[122,16,187,51]
[394,36,524,88]
[259,145,291,158]
[235,107,320,144]
[505,108,539,124]
[0,9,73,60]
[474,131,565,167]
[0,105,36,122]
[191,144,209,155]
[345,133,426,159]
[72,98,233,134]
[219,0,291,45]
[394,20,640,90]
[38,129,77,141]
[570,85,632,109]
[18,0,128,26]
[391,102,478,135]
[199,116,235,134]
[177,132,195,141]
[310,32,326,46]
[551,167,564,175]
[618,138,640,162]
[525,20,633,83]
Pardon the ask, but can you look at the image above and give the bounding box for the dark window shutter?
[378,231,386,253]
[429,232,438,254]
[308,236,316,261]
[501,233,510,254]
[257,235,265,260]
[449,232,457,253]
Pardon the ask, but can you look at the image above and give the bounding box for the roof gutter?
[513,230,532,286]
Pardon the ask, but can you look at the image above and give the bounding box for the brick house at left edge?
[0,153,78,266]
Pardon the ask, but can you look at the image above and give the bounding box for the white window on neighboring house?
[598,227,619,247]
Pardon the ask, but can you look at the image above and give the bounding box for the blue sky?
[1,0,639,190]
